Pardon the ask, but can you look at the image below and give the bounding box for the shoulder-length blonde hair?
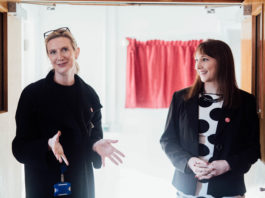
[186,39,239,108]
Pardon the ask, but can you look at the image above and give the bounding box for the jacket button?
[215,144,222,151]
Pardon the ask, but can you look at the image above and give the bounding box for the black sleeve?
[12,85,50,169]
[89,108,103,169]
[226,94,261,174]
[84,84,103,169]
[160,92,193,174]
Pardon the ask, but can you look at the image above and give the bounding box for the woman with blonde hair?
[12,27,125,198]
[160,39,260,198]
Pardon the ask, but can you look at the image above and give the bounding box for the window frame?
[0,12,7,113]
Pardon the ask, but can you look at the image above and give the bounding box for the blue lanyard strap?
[61,163,67,174]
[60,163,67,182]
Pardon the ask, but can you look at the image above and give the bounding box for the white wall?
[114,5,242,136]
[0,15,23,198]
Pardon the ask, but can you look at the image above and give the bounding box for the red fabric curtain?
[126,38,202,108]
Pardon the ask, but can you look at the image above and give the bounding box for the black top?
[12,70,103,198]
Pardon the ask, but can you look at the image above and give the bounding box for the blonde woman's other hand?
[93,139,125,167]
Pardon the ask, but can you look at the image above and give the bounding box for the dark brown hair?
[186,39,239,108]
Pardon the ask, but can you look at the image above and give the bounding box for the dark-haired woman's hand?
[188,157,211,176]
[196,160,230,180]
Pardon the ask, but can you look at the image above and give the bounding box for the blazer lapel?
[215,106,235,142]
[185,96,199,153]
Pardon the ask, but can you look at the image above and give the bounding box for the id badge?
[54,164,71,196]
[54,181,71,196]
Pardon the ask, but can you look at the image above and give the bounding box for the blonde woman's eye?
[49,50,56,55]
[62,47,68,52]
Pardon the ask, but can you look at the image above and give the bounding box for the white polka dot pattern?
[196,94,223,197]
[178,94,245,198]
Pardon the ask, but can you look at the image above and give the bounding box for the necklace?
[200,93,223,103]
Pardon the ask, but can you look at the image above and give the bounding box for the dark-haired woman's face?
[195,52,218,84]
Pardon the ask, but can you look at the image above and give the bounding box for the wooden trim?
[252,4,264,120]
[0,13,7,113]
[241,16,252,92]
[259,8,265,120]
[3,13,7,112]
[250,2,265,161]
[0,3,8,13]
[19,0,243,3]
[251,3,263,93]
[261,4,265,161]
[244,0,265,3]
[252,18,256,94]
[252,2,263,15]
[19,0,243,2]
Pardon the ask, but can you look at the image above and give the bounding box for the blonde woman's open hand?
[48,130,69,166]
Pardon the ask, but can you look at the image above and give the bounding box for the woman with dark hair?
[160,39,260,198]
[12,27,125,198]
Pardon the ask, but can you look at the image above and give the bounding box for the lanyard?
[54,163,71,196]
[60,163,67,182]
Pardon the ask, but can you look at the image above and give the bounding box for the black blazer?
[160,88,260,197]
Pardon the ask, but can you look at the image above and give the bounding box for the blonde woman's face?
[47,37,79,78]
[195,52,218,84]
